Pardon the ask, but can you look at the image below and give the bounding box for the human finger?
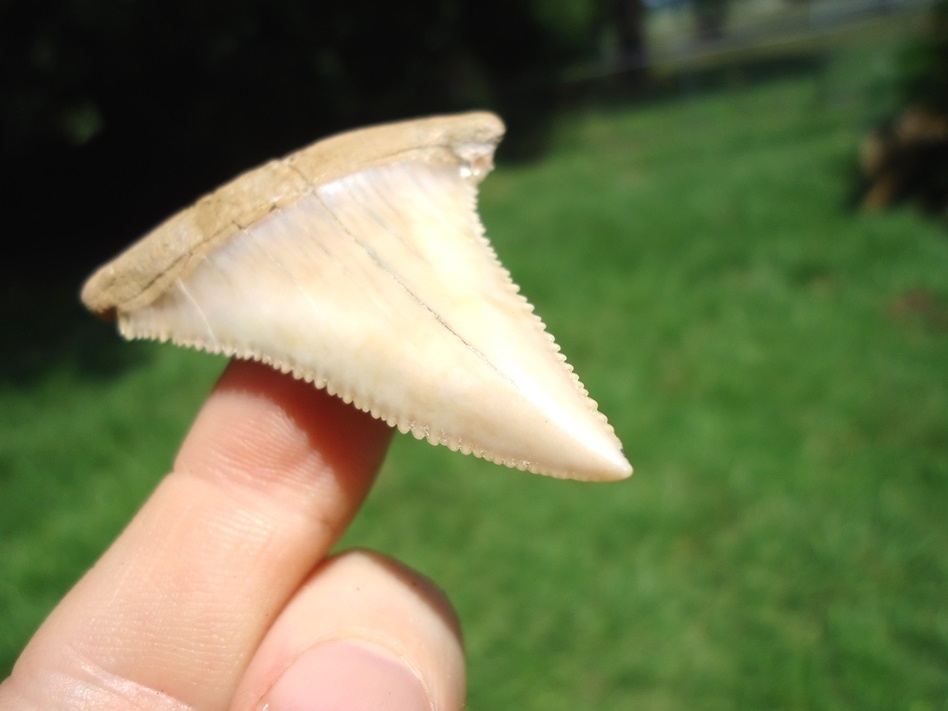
[231,550,465,711]
[1,360,393,710]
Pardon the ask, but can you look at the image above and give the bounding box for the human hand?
[0,360,465,710]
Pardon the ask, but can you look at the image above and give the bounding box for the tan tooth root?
[81,112,632,482]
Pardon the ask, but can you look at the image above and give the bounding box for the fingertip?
[261,641,432,711]
[235,551,466,711]
[176,359,393,508]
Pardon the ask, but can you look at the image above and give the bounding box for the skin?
[0,360,466,711]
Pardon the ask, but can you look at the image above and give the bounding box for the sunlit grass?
[3,31,947,708]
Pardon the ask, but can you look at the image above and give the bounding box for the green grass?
[3,28,947,709]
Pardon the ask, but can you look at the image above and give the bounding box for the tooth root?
[81,112,632,482]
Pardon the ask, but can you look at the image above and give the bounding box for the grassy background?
[2,16,947,709]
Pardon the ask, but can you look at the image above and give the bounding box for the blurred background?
[2,0,946,707]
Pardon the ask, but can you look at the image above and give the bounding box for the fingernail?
[260,640,432,711]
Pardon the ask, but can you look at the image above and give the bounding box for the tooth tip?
[557,443,634,482]
[599,457,634,482]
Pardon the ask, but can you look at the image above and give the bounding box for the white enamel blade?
[81,113,632,481]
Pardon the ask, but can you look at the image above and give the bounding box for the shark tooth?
[81,112,632,481]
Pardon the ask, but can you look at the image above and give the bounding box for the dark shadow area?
[1,0,570,279]
[0,280,154,387]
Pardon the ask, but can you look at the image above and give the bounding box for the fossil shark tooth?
[81,112,632,481]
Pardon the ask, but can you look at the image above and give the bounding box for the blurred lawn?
[2,21,947,709]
